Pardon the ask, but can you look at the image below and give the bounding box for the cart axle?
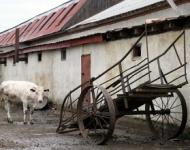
[117,109,170,116]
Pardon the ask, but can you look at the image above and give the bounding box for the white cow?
[0,81,48,124]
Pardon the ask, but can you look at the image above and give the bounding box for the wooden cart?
[57,30,188,145]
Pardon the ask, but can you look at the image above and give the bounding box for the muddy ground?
[0,105,190,150]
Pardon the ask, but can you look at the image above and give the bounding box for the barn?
[0,0,190,129]
[0,0,122,103]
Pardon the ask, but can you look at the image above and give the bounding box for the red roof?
[0,0,86,47]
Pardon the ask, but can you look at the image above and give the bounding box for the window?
[13,57,16,66]
[61,49,66,61]
[38,52,42,62]
[132,44,141,59]
[0,58,7,66]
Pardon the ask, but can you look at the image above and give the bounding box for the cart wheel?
[77,85,116,145]
[145,89,187,140]
[56,93,78,133]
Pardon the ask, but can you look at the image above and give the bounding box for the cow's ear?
[44,89,49,92]
[30,88,36,92]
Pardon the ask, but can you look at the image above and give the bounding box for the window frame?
[38,52,42,62]
[61,48,67,61]
[132,43,142,60]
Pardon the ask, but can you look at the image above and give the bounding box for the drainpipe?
[166,0,183,15]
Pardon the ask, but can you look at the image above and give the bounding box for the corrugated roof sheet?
[72,0,164,28]
[0,0,86,47]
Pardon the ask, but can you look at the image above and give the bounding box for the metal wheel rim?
[57,93,78,133]
[77,85,116,145]
[145,89,187,140]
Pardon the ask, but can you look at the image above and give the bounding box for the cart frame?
[57,29,188,145]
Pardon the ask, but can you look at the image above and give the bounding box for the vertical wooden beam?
[15,28,19,63]
[118,63,128,108]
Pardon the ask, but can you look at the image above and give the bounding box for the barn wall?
[51,47,82,104]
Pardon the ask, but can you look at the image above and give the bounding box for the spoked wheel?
[77,85,116,145]
[56,93,78,133]
[145,89,187,140]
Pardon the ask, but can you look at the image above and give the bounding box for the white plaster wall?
[51,47,82,104]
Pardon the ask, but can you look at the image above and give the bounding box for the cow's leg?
[4,99,13,123]
[29,105,34,125]
[23,102,28,124]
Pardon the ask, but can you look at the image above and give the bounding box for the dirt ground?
[0,105,190,150]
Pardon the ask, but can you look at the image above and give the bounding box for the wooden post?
[15,28,19,63]
[119,63,128,108]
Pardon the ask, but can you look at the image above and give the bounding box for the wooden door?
[81,54,91,85]
[81,54,91,103]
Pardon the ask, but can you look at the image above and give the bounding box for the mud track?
[0,106,189,150]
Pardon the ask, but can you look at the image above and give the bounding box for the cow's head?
[30,86,49,104]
